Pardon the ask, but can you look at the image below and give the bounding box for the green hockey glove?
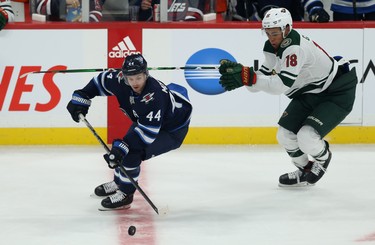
[219,60,257,91]
[219,59,239,74]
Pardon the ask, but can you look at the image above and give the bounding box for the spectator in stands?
[0,0,14,30]
[226,0,330,22]
[137,0,156,21]
[36,0,104,22]
[100,0,129,21]
[331,0,375,20]
[137,0,208,21]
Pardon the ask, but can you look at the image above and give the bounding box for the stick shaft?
[79,114,159,214]
[149,66,219,70]
[79,115,111,153]
[20,66,219,77]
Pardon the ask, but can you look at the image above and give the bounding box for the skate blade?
[278,182,315,188]
[98,204,131,211]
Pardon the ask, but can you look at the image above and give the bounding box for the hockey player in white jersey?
[219,8,358,187]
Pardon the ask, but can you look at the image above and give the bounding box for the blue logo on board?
[184,48,236,95]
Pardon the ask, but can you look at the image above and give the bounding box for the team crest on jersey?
[141,92,155,104]
[282,111,288,118]
[280,38,292,48]
[117,72,124,82]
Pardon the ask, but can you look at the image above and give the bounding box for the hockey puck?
[128,225,136,236]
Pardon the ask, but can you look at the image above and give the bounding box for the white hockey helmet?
[262,8,293,35]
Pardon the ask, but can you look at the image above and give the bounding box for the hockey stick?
[20,66,219,78]
[78,114,160,215]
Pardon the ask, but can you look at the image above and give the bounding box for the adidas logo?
[108,36,140,58]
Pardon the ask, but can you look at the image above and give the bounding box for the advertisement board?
[363,28,375,126]
[0,29,108,127]
[0,29,107,144]
[1,23,374,144]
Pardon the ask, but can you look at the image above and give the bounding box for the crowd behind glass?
[1,1,374,32]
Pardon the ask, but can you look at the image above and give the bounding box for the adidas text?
[109,50,140,58]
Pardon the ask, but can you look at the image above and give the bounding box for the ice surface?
[0,144,374,245]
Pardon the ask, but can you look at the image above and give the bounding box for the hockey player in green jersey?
[219,8,358,187]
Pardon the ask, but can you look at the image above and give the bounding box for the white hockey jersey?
[252,29,339,99]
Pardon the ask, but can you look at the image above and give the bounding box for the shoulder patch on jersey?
[277,30,301,58]
[117,72,124,83]
[141,92,155,104]
[286,29,301,45]
[280,38,292,48]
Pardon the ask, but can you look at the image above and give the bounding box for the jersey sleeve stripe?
[115,171,139,183]
[134,127,156,144]
[259,65,273,75]
[280,70,298,79]
[89,10,102,22]
[93,72,113,96]
[278,74,295,87]
[137,122,160,134]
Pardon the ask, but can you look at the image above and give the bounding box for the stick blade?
[19,71,35,79]
[158,205,169,216]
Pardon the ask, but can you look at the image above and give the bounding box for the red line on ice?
[355,232,375,242]
[116,165,156,245]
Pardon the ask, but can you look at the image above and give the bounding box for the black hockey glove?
[66,90,91,123]
[219,59,257,91]
[309,7,330,23]
[103,139,129,169]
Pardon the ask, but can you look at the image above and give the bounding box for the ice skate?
[99,190,134,211]
[306,142,332,184]
[93,181,119,197]
[278,162,314,187]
